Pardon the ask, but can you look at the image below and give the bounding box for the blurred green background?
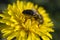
[0,0,60,40]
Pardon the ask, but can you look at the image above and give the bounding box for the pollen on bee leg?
[39,20,44,24]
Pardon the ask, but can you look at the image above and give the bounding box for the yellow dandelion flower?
[0,0,54,40]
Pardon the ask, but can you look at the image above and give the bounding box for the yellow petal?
[25,19,31,30]
[41,35,50,40]
[25,2,34,9]
[7,32,18,40]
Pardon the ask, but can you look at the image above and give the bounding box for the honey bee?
[22,9,44,24]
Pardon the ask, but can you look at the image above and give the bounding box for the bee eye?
[22,10,34,15]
